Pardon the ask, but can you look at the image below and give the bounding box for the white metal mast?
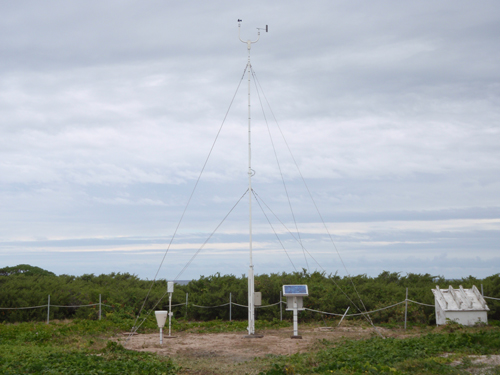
[238,20,265,336]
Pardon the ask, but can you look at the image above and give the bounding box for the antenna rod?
[238,20,264,337]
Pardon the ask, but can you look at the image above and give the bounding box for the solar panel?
[282,285,308,296]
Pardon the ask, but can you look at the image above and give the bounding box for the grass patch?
[0,317,288,374]
[0,320,180,374]
[259,327,500,374]
[0,341,179,374]
[3,319,500,374]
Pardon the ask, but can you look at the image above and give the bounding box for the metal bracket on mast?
[238,20,267,50]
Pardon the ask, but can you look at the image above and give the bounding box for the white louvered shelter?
[432,285,489,326]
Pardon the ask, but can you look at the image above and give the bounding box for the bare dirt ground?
[117,326,500,374]
[117,325,394,374]
[448,354,500,374]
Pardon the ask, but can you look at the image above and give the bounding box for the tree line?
[1,264,499,325]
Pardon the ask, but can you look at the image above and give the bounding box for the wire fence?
[485,296,500,301]
[1,290,497,327]
[0,294,114,324]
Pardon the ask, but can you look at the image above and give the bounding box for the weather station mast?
[238,19,268,338]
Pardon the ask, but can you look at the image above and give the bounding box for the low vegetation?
[1,319,500,374]
[0,319,179,374]
[1,265,499,325]
[1,265,500,373]
[261,326,500,374]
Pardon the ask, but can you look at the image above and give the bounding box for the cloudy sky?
[1,0,499,281]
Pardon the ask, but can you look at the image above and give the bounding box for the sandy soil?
[121,326,387,358]
[117,326,500,374]
[116,325,392,374]
[450,354,500,374]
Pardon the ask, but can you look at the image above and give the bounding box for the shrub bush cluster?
[1,265,499,325]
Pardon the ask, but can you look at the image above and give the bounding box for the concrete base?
[244,334,264,339]
[291,335,302,339]
[318,327,334,331]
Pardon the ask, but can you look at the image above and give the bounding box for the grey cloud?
[0,0,499,279]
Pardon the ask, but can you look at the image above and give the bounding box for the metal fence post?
[185,293,188,319]
[481,284,484,296]
[229,293,232,321]
[280,291,282,321]
[99,294,102,321]
[404,287,408,330]
[47,295,50,324]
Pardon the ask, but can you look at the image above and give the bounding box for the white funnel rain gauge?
[154,281,175,344]
[154,310,168,344]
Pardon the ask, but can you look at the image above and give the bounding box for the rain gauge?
[155,281,175,344]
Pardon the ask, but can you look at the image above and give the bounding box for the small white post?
[292,297,298,336]
[229,293,232,321]
[168,281,174,337]
[160,327,163,344]
[405,288,408,330]
[168,294,172,337]
[99,294,102,321]
[47,295,50,324]
[280,291,282,321]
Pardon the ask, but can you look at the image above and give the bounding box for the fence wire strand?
[2,296,497,320]
[192,303,230,309]
[0,305,48,310]
[407,299,435,307]
[305,301,406,317]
